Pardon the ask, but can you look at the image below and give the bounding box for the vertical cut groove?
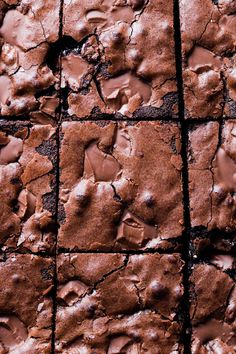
[51,1,64,353]
[174,1,192,353]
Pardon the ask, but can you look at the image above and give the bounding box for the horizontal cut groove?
[56,248,182,255]
[1,116,235,123]
[59,116,180,122]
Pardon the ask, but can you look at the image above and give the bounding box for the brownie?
[61,0,178,119]
[0,122,57,253]
[0,0,60,120]
[0,253,54,353]
[190,260,236,353]
[188,120,236,251]
[58,121,184,251]
[180,0,236,119]
[55,253,184,353]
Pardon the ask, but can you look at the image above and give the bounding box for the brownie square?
[58,121,184,251]
[190,259,236,353]
[0,0,60,120]
[0,122,57,253]
[61,0,178,119]
[180,0,236,119]
[55,253,184,353]
[0,253,54,353]
[188,120,236,251]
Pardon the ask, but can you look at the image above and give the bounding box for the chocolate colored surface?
[0,0,60,119]
[56,253,184,353]
[188,120,236,232]
[0,254,54,353]
[58,121,184,251]
[61,0,178,119]
[180,0,236,119]
[0,1,235,352]
[190,261,236,353]
[0,122,56,252]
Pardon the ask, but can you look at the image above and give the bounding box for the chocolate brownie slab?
[61,0,178,119]
[180,0,236,119]
[188,120,236,251]
[0,122,57,253]
[58,121,184,251]
[0,0,60,120]
[56,253,184,353]
[190,259,236,353]
[0,254,54,353]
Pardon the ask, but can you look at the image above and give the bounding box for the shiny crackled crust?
[0,122,56,252]
[188,120,236,232]
[180,0,236,119]
[58,121,184,251]
[190,260,236,353]
[61,0,178,119]
[55,253,184,353]
[0,0,60,119]
[0,254,54,354]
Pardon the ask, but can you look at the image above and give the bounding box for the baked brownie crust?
[0,122,57,253]
[188,120,236,232]
[180,0,236,119]
[190,260,236,353]
[61,0,178,119]
[0,0,60,119]
[56,253,184,353]
[58,121,184,251]
[0,254,54,353]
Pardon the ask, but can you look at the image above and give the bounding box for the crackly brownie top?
[59,121,184,251]
[61,0,177,119]
[0,123,56,252]
[56,253,184,353]
[190,261,236,353]
[0,0,60,118]
[188,120,236,232]
[0,254,54,354]
[180,0,236,119]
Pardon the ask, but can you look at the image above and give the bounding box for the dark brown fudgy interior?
[0,0,235,353]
